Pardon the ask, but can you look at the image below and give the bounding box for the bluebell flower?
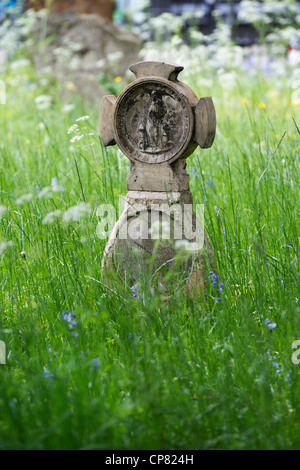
[92,358,100,370]
[128,333,132,339]
[265,318,271,325]
[36,185,40,193]
[214,205,219,216]
[206,177,216,189]
[268,322,277,330]
[191,167,199,179]
[130,284,138,299]
[62,310,78,334]
[209,271,224,302]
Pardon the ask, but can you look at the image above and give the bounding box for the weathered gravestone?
[99,61,216,297]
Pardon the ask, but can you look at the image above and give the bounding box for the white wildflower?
[37,186,52,199]
[62,104,75,113]
[10,59,31,70]
[34,95,52,110]
[70,135,84,143]
[67,124,79,134]
[36,122,45,131]
[51,177,64,192]
[75,115,90,122]
[16,193,33,205]
[0,206,7,218]
[0,241,14,256]
[63,202,91,223]
[42,210,62,225]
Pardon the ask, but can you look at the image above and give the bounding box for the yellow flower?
[7,134,12,139]
[114,76,122,83]
[296,147,299,152]
[258,102,266,109]
[274,134,279,140]
[66,82,76,91]
[241,98,247,104]
[88,74,95,81]
[25,139,31,145]
[292,101,298,107]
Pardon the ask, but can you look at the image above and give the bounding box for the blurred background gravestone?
[26,0,115,20]
[25,0,142,101]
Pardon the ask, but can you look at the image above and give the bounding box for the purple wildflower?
[62,310,78,333]
[92,358,100,370]
[130,284,138,299]
[208,271,224,302]
[128,332,132,339]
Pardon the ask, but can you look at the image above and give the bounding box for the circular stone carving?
[114,80,194,164]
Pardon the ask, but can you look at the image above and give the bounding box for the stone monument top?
[99,61,217,296]
[100,61,216,193]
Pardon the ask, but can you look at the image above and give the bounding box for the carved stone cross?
[99,61,216,296]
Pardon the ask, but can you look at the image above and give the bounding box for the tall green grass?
[0,59,300,449]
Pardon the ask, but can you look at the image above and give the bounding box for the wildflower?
[70,135,84,143]
[62,310,78,331]
[34,94,52,110]
[114,76,122,82]
[92,358,100,370]
[75,115,90,122]
[37,186,52,199]
[206,177,216,189]
[62,104,75,113]
[0,206,7,218]
[130,284,138,299]
[62,202,91,223]
[258,102,266,109]
[0,241,13,256]
[208,271,224,301]
[35,185,40,193]
[88,75,95,81]
[42,210,62,225]
[191,167,199,179]
[292,101,298,107]
[16,193,33,205]
[51,177,64,192]
[128,333,132,339]
[241,98,247,104]
[67,124,79,134]
[214,205,219,216]
[66,82,76,91]
[7,134,12,140]
[268,322,277,330]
